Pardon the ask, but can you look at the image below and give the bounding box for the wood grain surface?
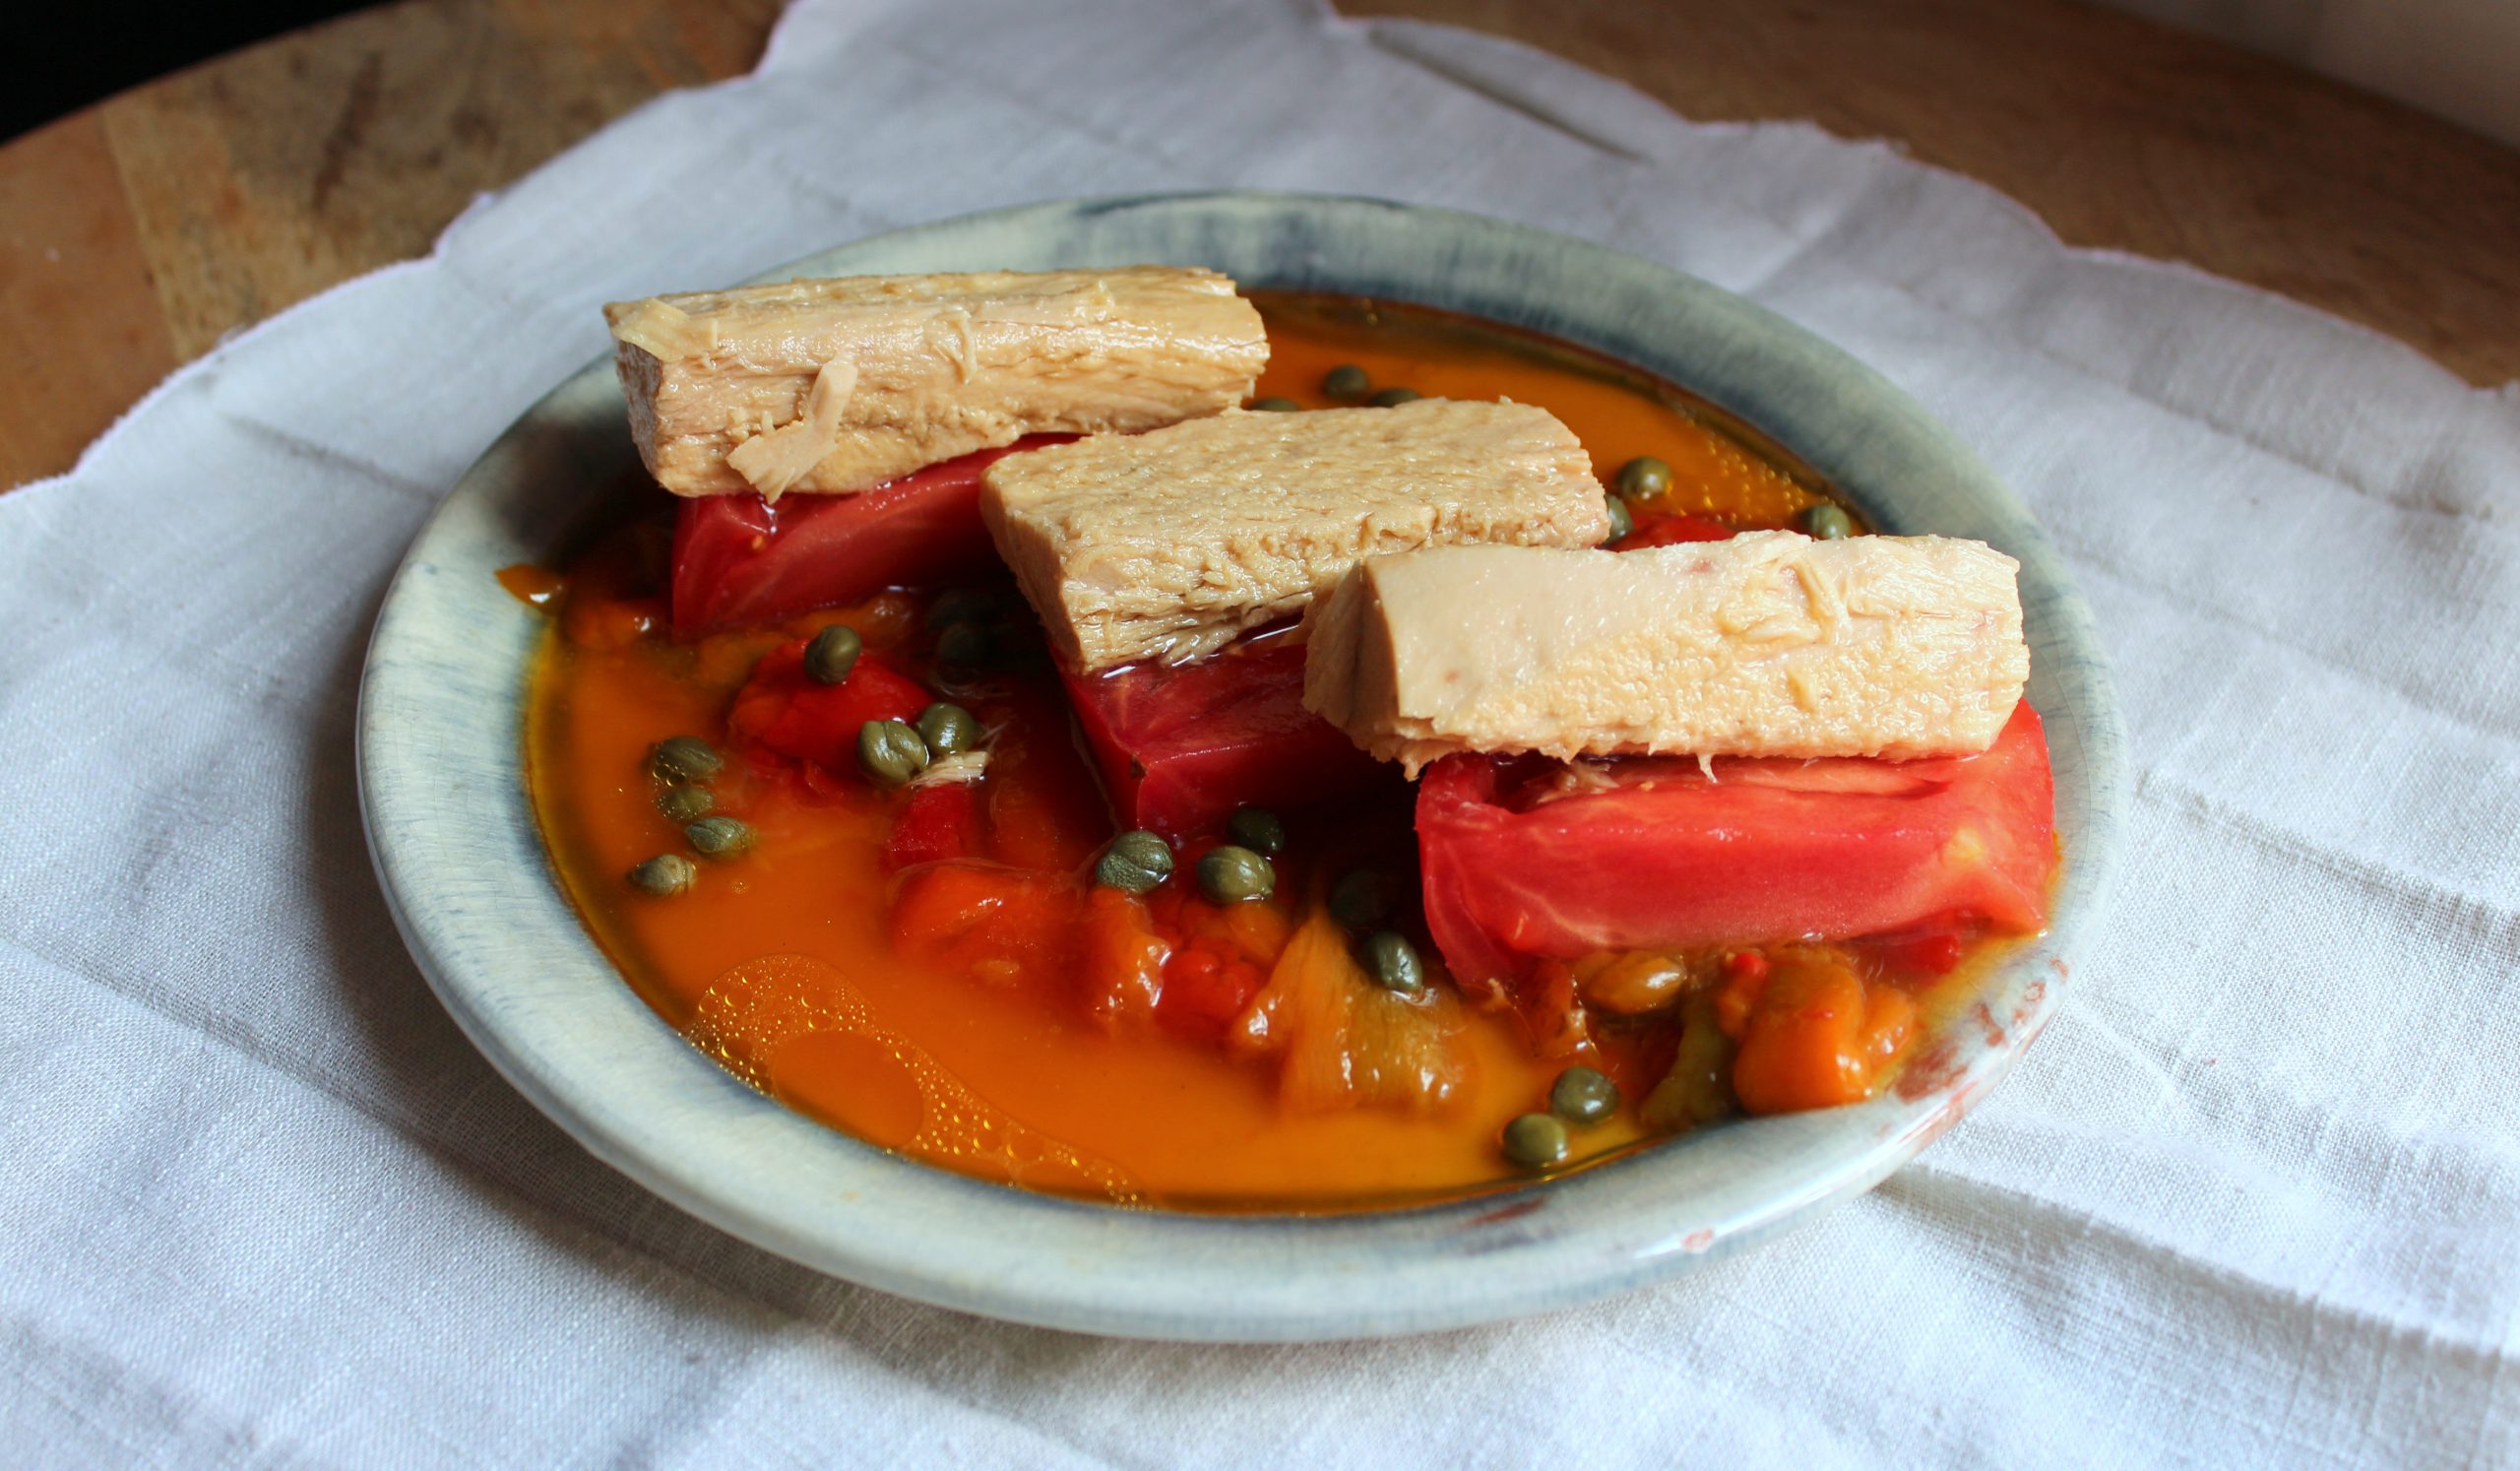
[4,0,2515,489]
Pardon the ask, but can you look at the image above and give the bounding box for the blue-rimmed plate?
[357,192,2125,1341]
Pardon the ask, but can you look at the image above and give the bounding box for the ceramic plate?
[358,192,2125,1341]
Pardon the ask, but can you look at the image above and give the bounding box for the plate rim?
[356,189,2127,1341]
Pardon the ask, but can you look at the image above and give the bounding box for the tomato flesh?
[669,437,1070,634]
[1417,701,2056,991]
[1062,630,1400,839]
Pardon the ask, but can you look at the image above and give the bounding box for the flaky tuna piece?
[980,400,1612,672]
[602,267,1266,499]
[1304,532,2029,775]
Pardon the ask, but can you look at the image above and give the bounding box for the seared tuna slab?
[604,267,1266,499]
[980,399,1611,672]
[1304,532,2028,774]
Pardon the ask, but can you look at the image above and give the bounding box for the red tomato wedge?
[1417,701,2056,991]
[726,641,929,773]
[669,436,1072,634]
[1061,630,1401,840]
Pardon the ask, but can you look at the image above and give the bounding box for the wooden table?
[6,0,2516,490]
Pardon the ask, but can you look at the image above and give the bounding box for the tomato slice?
[1417,701,2056,992]
[1062,629,1401,839]
[726,641,929,773]
[669,436,1071,634]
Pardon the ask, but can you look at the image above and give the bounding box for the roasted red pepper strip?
[727,641,929,773]
[882,781,987,872]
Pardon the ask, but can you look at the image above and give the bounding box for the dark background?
[8,3,372,141]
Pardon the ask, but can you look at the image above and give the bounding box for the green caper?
[1801,502,1854,540]
[916,702,980,758]
[1225,806,1286,857]
[1322,364,1371,401]
[857,719,930,789]
[683,815,755,859]
[803,624,862,685]
[1328,870,1393,929]
[1614,456,1672,500]
[1361,930,1425,997]
[1196,844,1275,904]
[1549,1065,1620,1124]
[1501,1113,1571,1170]
[934,621,996,671]
[648,736,724,783]
[656,785,716,824]
[1095,830,1175,894]
[926,586,1000,630]
[1369,387,1422,408]
[1604,494,1635,544]
[627,853,696,897]
[1250,397,1301,413]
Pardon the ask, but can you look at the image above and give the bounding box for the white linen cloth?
[3,1,2515,1463]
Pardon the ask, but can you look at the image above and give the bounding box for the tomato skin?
[1611,513,1732,549]
[669,436,1071,634]
[726,641,929,773]
[1417,701,2056,993]
[1062,632,1400,839]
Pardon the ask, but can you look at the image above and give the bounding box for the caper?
[1604,494,1634,544]
[916,702,980,758]
[1225,805,1286,857]
[1196,844,1275,904]
[1801,502,1854,540]
[683,815,755,860]
[802,624,862,685]
[934,621,995,671]
[1549,1065,1620,1124]
[627,853,696,897]
[1095,830,1175,894]
[1361,930,1425,997]
[1323,363,1371,401]
[648,736,723,783]
[857,719,930,789]
[656,785,716,824]
[1369,386,1421,408]
[1328,870,1393,929]
[1501,1113,1571,1170]
[1614,456,1672,500]
[1250,397,1301,413]
[925,586,1000,630]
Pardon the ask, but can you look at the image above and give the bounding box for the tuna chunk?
[603,267,1266,499]
[1304,532,2029,774]
[979,400,1611,672]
